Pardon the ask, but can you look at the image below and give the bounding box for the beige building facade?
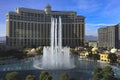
[6,5,85,48]
[98,24,120,49]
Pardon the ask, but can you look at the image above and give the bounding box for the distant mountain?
[0,36,6,41]
[85,35,97,41]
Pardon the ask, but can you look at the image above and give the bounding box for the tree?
[87,53,100,60]
[92,54,100,60]
[92,66,116,80]
[92,73,102,80]
[69,78,76,80]
[102,66,114,80]
[25,75,36,80]
[108,53,117,64]
[93,67,102,75]
[60,73,69,80]
[87,52,92,59]
[36,48,43,55]
[6,72,20,80]
[92,67,103,80]
[39,71,52,80]
[116,78,120,80]
[70,49,78,55]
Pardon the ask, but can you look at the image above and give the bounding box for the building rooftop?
[6,5,85,18]
[98,23,120,29]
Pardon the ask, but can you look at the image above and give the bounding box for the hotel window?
[10,15,13,19]
[30,13,34,16]
[18,22,20,29]
[38,14,40,17]
[17,16,20,20]
[10,21,12,27]
[28,13,30,16]
[21,22,23,27]
[14,15,16,19]
[35,14,37,17]
[28,23,30,30]
[35,24,37,37]
[41,14,44,17]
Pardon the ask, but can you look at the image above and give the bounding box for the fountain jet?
[34,17,75,70]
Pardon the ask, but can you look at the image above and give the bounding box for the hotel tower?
[6,5,85,48]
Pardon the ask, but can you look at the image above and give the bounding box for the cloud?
[85,23,115,36]
[0,33,5,37]
[86,23,115,28]
[99,0,120,21]
[0,23,6,36]
[72,0,120,23]
[72,0,102,13]
[104,0,120,10]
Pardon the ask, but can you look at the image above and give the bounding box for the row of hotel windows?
[9,16,50,22]
[7,39,83,47]
[9,21,84,29]
[8,14,68,19]
[9,33,83,38]
[9,21,84,38]
[99,33,114,41]
[20,12,75,18]
[8,15,84,22]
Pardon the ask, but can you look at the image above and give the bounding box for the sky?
[0,0,120,37]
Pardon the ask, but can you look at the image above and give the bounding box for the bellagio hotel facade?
[6,5,85,48]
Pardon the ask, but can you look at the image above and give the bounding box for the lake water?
[0,56,119,80]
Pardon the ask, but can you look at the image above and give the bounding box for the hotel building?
[6,5,85,48]
[98,23,120,49]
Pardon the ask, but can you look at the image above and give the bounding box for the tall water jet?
[34,17,75,70]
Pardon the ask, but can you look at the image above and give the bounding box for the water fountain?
[33,17,75,70]
[2,16,119,80]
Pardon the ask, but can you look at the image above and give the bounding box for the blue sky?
[0,0,120,37]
